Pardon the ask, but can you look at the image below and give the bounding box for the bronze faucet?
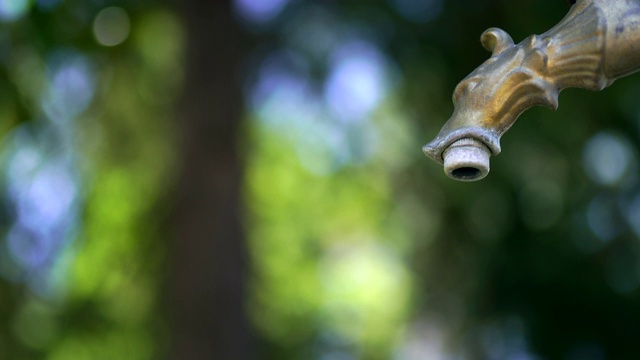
[423,0,640,181]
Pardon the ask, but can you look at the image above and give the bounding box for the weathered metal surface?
[423,0,640,181]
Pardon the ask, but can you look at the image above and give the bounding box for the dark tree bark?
[169,0,254,358]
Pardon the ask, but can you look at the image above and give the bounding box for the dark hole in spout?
[451,167,482,180]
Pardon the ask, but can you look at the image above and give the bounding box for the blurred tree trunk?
[169,0,254,359]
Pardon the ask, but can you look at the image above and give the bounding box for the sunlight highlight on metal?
[93,7,131,47]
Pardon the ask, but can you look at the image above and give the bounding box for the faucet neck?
[542,0,610,91]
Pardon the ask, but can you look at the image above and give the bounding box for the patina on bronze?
[423,0,640,181]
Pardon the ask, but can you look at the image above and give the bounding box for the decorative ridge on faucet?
[423,0,640,181]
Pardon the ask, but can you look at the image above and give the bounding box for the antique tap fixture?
[423,0,640,181]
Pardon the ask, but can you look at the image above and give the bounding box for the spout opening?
[451,166,482,180]
[443,138,491,182]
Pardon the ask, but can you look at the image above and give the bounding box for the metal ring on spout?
[442,138,491,181]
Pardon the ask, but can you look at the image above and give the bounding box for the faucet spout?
[442,138,491,181]
[424,0,640,181]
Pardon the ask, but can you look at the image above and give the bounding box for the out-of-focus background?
[2,0,640,359]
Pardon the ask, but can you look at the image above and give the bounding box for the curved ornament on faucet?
[423,0,640,181]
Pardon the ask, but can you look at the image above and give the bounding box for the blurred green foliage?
[0,1,181,359]
[246,102,415,358]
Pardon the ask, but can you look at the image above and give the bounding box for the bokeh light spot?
[0,0,30,22]
[15,162,77,232]
[43,53,95,121]
[324,41,389,121]
[583,132,635,186]
[234,0,290,24]
[93,7,131,47]
[319,242,409,348]
[395,320,447,360]
[249,50,312,128]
